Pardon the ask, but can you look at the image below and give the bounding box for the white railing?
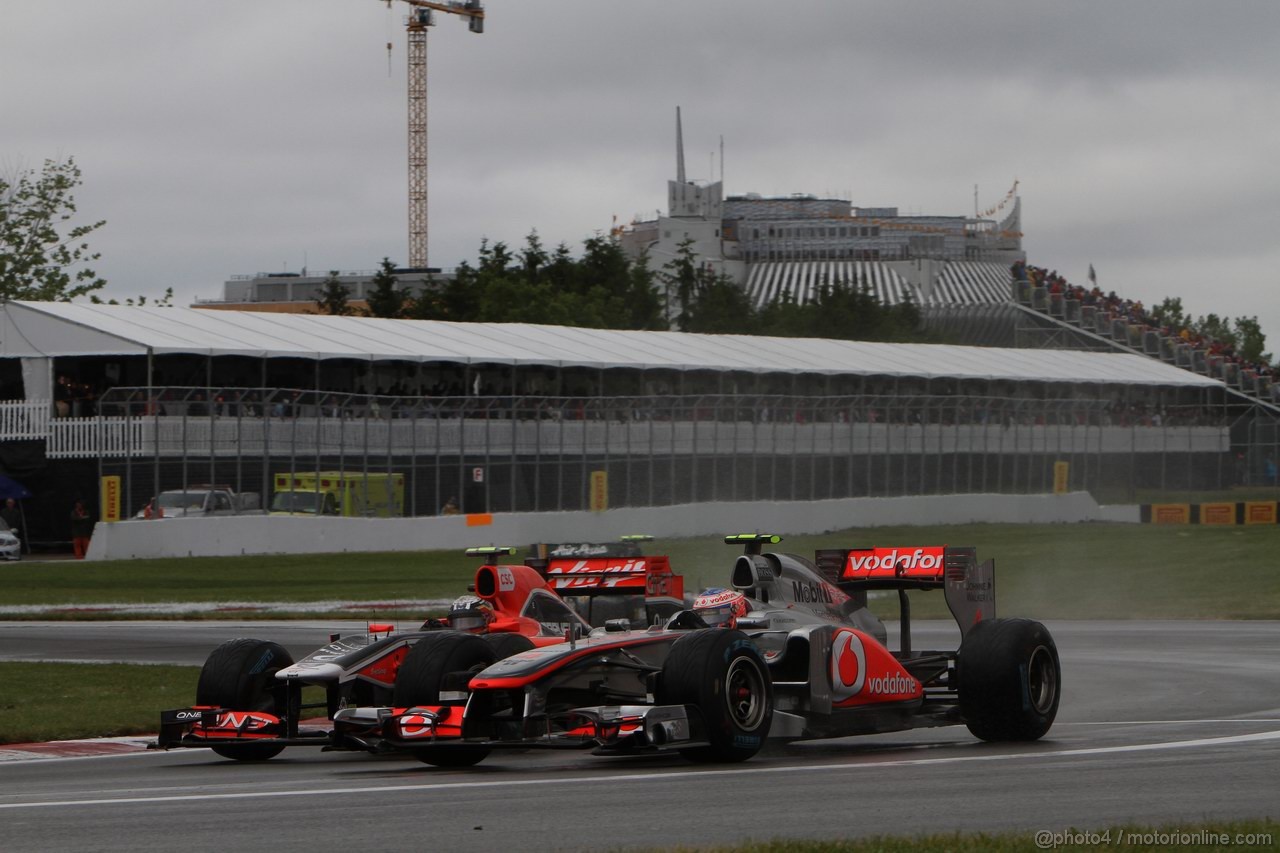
[0,397,1236,460]
[0,400,51,440]
[19,413,1231,459]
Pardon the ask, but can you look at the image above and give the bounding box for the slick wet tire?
[196,638,295,761]
[957,618,1061,742]
[658,629,772,763]
[393,632,496,768]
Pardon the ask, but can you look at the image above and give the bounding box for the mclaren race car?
[151,546,685,761]
[347,534,1061,766]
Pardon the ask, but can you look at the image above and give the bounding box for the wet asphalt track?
[1,620,1278,852]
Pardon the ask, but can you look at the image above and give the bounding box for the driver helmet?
[448,594,492,633]
[693,587,750,628]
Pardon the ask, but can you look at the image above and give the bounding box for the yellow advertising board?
[100,475,122,522]
[1151,504,1191,525]
[589,471,609,513]
[1052,461,1069,495]
[1199,503,1236,525]
[1244,501,1278,525]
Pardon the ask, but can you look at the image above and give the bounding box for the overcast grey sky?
[4,1,1279,344]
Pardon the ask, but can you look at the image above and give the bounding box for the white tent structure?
[0,301,1221,396]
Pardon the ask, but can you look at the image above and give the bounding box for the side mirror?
[604,618,630,633]
[736,615,771,630]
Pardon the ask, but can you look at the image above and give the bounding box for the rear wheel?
[957,618,1061,741]
[393,632,496,767]
[658,629,772,763]
[196,638,294,761]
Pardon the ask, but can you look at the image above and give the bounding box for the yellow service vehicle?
[270,471,405,518]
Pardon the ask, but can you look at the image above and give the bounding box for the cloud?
[3,0,1279,341]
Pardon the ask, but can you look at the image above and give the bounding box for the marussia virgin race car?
[344,534,1061,766]
[152,545,684,761]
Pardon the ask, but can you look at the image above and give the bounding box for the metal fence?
[81,386,1270,518]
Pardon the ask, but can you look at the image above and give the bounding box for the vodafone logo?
[398,714,434,738]
[831,630,866,701]
[844,547,945,578]
[830,629,922,702]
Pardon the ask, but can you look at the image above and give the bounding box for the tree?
[89,287,174,307]
[1193,313,1235,348]
[1232,316,1271,365]
[365,257,407,318]
[679,269,758,334]
[657,238,703,330]
[408,232,664,330]
[314,271,354,316]
[1149,297,1188,332]
[0,157,107,301]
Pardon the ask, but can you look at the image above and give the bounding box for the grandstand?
[2,300,1267,550]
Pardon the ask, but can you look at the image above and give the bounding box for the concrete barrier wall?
[85,491,1140,561]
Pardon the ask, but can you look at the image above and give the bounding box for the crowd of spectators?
[1012,262,1276,386]
[53,374,99,417]
[93,390,1230,432]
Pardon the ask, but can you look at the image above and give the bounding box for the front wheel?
[658,629,772,763]
[196,638,295,761]
[393,632,497,767]
[957,618,1061,742]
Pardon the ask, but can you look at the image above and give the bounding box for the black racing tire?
[482,632,535,661]
[658,629,772,763]
[957,618,1061,742]
[393,631,497,767]
[195,638,294,761]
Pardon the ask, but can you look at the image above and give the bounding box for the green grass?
[3,522,1280,620]
[1131,487,1280,504]
[0,550,477,606]
[0,662,331,744]
[662,523,1280,621]
[0,662,199,743]
[647,820,1277,852]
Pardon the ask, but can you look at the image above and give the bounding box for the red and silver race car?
[346,534,1060,766]
[151,544,685,761]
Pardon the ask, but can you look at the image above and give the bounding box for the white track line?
[1062,719,1280,725]
[3,728,1279,811]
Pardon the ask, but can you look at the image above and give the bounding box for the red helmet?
[693,588,749,628]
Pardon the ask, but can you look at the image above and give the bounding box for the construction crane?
[384,0,485,270]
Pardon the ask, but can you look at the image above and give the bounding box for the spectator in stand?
[1024,262,1276,382]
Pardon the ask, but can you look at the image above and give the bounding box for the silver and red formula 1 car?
[151,545,684,761]
[341,534,1061,766]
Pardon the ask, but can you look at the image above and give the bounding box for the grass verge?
[0,662,199,743]
[0,662,331,744]
[652,819,1277,851]
[2,522,1279,620]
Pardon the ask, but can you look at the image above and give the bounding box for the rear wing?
[526,555,683,600]
[529,536,649,560]
[814,545,995,636]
